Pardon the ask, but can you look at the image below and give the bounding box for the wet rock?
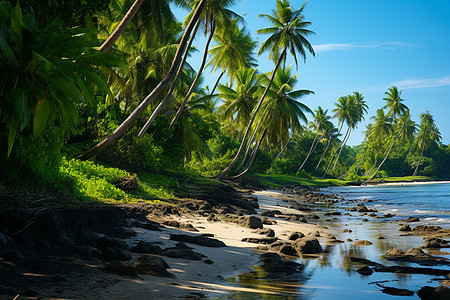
[294,237,322,254]
[242,237,278,244]
[261,210,281,217]
[413,225,442,233]
[163,247,204,261]
[324,210,341,216]
[238,216,263,229]
[418,285,450,300]
[130,241,164,255]
[163,221,198,232]
[357,266,373,276]
[354,240,373,246]
[399,224,412,231]
[378,235,385,239]
[384,248,450,266]
[349,257,383,267]
[343,229,352,233]
[357,204,377,213]
[203,259,214,265]
[260,252,302,274]
[255,228,275,237]
[362,218,368,222]
[278,243,298,256]
[101,246,131,261]
[170,234,226,247]
[421,238,449,248]
[374,265,450,276]
[134,255,175,278]
[132,221,161,231]
[404,216,420,222]
[377,284,414,296]
[103,261,137,277]
[288,232,305,241]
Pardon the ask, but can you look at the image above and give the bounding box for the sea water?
[225,182,450,299]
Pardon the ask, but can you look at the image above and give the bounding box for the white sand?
[30,191,327,299]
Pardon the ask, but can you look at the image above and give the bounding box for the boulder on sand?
[134,255,175,278]
[294,237,322,254]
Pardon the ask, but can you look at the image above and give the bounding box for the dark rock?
[261,210,279,217]
[374,265,450,276]
[384,248,450,266]
[259,252,302,274]
[101,246,131,261]
[130,241,163,255]
[294,237,322,254]
[103,261,137,277]
[421,238,449,248]
[354,240,373,246]
[356,266,373,276]
[279,243,298,256]
[255,228,275,237]
[349,257,383,267]
[308,231,320,237]
[418,285,450,300]
[377,284,414,296]
[404,216,420,222]
[288,232,305,241]
[132,221,161,231]
[96,236,128,250]
[170,234,226,247]
[269,240,285,251]
[238,216,263,229]
[134,255,175,278]
[413,225,442,233]
[399,224,412,231]
[203,259,214,265]
[163,248,204,261]
[242,237,278,244]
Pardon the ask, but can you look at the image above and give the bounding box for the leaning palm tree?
[207,19,257,93]
[78,0,208,160]
[297,106,331,172]
[413,111,441,176]
[232,65,313,178]
[368,87,409,180]
[215,0,315,178]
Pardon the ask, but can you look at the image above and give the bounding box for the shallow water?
[222,183,450,299]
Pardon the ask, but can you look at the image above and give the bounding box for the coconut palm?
[207,19,257,93]
[297,106,331,172]
[413,112,441,176]
[216,0,315,178]
[368,87,409,180]
[315,123,339,171]
[168,0,243,130]
[78,0,208,160]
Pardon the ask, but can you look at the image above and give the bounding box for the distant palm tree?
[216,0,315,178]
[297,106,331,172]
[413,111,441,176]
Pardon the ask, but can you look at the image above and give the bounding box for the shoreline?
[2,183,449,299]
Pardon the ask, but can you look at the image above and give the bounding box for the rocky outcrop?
[169,234,226,247]
[134,255,175,278]
[384,248,450,266]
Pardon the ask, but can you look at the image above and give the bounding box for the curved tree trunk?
[169,22,216,130]
[214,48,287,179]
[211,71,224,95]
[138,20,201,136]
[231,129,267,180]
[322,124,347,177]
[99,0,145,53]
[412,145,425,176]
[297,134,320,173]
[368,124,405,180]
[315,136,332,171]
[332,127,351,170]
[78,0,208,161]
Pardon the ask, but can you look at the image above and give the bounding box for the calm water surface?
[223,182,450,299]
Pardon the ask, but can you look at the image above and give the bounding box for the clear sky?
[173,0,450,146]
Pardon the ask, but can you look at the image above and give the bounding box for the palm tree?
[233,65,313,178]
[413,111,441,176]
[215,0,315,178]
[315,123,339,171]
[368,87,409,180]
[169,0,242,130]
[207,19,257,93]
[297,106,331,172]
[78,0,208,160]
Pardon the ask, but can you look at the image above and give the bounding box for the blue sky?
[173,0,450,146]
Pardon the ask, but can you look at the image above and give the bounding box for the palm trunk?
[297,134,319,173]
[169,22,216,130]
[214,48,287,179]
[138,20,201,136]
[363,161,377,176]
[99,0,145,53]
[78,0,207,161]
[211,71,224,95]
[412,145,425,176]
[332,127,351,170]
[368,123,405,180]
[355,142,367,175]
[235,105,269,172]
[321,123,344,176]
[231,129,267,180]
[315,135,332,171]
